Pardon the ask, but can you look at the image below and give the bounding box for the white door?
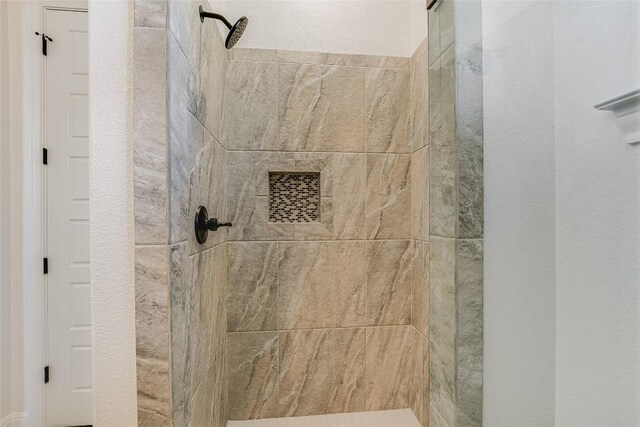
[44,8,91,427]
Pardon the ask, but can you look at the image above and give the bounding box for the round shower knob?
[194,205,232,244]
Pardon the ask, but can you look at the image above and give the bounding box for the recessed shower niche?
[269,172,321,223]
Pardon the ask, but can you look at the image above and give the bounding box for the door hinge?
[44,366,50,383]
[43,147,48,165]
[34,32,53,56]
[43,257,48,274]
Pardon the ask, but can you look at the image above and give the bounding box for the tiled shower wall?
[133,1,171,425]
[223,43,429,425]
[167,1,229,426]
[133,0,230,426]
[132,1,433,426]
[428,0,484,426]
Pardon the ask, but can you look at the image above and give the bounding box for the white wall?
[484,1,640,426]
[553,2,640,424]
[219,0,427,57]
[483,2,557,425]
[88,1,138,426]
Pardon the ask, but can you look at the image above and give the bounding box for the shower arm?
[199,7,233,29]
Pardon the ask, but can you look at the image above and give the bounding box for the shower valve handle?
[194,205,232,244]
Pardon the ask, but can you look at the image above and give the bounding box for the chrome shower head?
[199,5,248,49]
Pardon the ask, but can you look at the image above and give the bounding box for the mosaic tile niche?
[269,172,320,223]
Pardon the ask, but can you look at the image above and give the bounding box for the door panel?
[44,8,91,427]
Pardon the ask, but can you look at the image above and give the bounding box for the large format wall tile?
[230,47,409,70]
[227,332,279,420]
[169,243,192,427]
[456,44,483,239]
[223,61,278,150]
[169,112,204,244]
[227,242,278,332]
[366,240,412,325]
[430,48,457,239]
[365,68,410,153]
[170,243,228,426]
[366,154,411,239]
[135,246,170,426]
[412,241,430,336]
[196,16,226,140]
[410,43,429,153]
[278,242,366,329]
[227,152,365,241]
[190,348,226,427]
[134,28,167,245]
[135,0,165,28]
[279,328,366,416]
[456,239,483,426]
[411,330,429,426]
[412,147,429,241]
[279,64,365,152]
[429,237,456,427]
[365,326,419,411]
[186,130,227,254]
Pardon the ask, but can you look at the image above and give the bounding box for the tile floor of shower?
[227,409,421,427]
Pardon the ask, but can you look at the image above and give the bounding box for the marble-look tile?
[279,64,365,152]
[227,152,365,241]
[439,0,456,54]
[187,131,227,254]
[456,239,483,427]
[192,245,228,388]
[133,28,167,245]
[410,47,428,153]
[319,154,366,240]
[135,0,165,28]
[440,46,456,147]
[430,402,453,427]
[169,243,192,427]
[366,240,412,326]
[420,335,430,427]
[428,5,441,66]
[223,61,278,150]
[227,151,295,241]
[196,14,226,140]
[366,154,411,239]
[230,48,278,62]
[169,113,204,244]
[412,241,430,336]
[190,347,226,427]
[428,58,442,147]
[429,238,456,427]
[167,2,201,116]
[278,242,366,329]
[429,52,457,239]
[275,49,409,69]
[410,329,426,426]
[170,242,228,426]
[279,328,366,416]
[135,246,170,425]
[365,68,410,153]
[365,326,417,410]
[227,242,278,332]
[411,147,429,241]
[456,45,483,239]
[227,332,279,420]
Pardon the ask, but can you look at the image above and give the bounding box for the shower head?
[199,5,248,49]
